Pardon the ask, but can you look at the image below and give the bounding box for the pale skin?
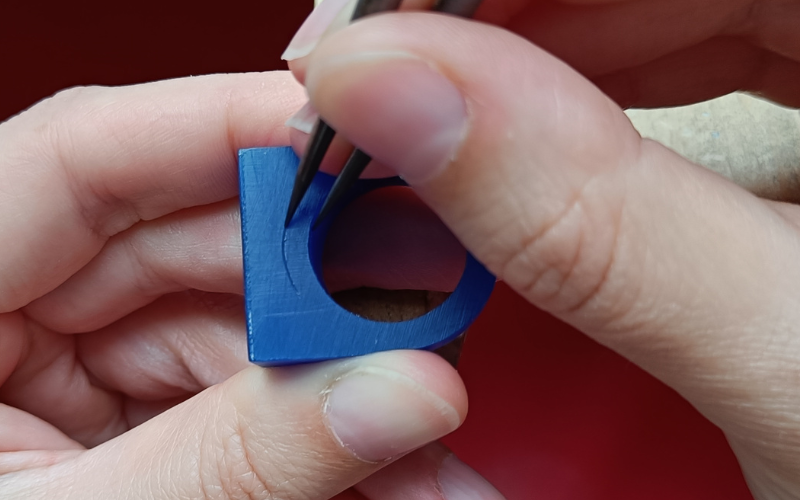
[1,0,799,499]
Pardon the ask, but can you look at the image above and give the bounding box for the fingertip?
[356,443,452,499]
[232,350,468,464]
[323,351,468,462]
[356,442,507,500]
[438,454,507,500]
[358,350,468,415]
[288,57,308,86]
[372,350,469,421]
[288,124,410,178]
[306,51,468,185]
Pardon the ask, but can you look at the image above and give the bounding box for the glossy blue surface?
[239,147,495,366]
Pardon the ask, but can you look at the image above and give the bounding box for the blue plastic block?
[239,147,495,366]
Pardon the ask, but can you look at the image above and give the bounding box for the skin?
[292,0,800,109]
[478,0,800,108]
[290,0,800,498]
[0,0,799,498]
[0,74,479,500]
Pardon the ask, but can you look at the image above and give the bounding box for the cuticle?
[435,453,457,497]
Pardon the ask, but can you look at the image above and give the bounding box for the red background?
[0,1,752,498]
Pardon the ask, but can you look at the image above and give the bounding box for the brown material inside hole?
[330,288,465,367]
[323,187,469,366]
[330,288,450,323]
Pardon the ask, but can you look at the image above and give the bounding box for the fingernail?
[325,367,462,462]
[438,455,507,500]
[286,101,320,134]
[282,0,356,61]
[306,53,468,185]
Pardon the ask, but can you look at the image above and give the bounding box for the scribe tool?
[285,0,484,227]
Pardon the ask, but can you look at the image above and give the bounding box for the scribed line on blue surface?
[281,231,301,295]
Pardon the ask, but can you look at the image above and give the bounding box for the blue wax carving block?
[239,147,495,366]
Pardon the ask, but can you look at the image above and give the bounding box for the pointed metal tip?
[311,214,324,231]
[312,185,342,228]
[284,119,337,227]
[284,195,302,228]
[314,148,373,227]
[312,189,340,229]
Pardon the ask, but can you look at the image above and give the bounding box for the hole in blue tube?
[317,186,467,322]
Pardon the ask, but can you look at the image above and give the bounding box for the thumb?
[302,12,800,460]
[4,351,465,499]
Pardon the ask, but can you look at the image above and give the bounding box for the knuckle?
[495,180,629,320]
[198,393,315,500]
[44,86,141,238]
[32,86,106,140]
[46,85,101,109]
[200,415,275,500]
[119,232,177,296]
[21,85,128,237]
[3,86,97,161]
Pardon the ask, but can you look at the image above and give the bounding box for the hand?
[0,72,504,500]
[287,2,800,498]
[474,0,800,109]
[289,0,800,109]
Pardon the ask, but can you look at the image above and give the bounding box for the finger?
[594,36,800,108]
[284,100,406,178]
[289,124,400,178]
[2,291,247,446]
[282,0,440,64]
[27,189,465,334]
[16,287,470,444]
[332,491,368,500]
[25,199,245,333]
[503,1,800,106]
[356,443,506,500]
[0,71,306,312]
[0,404,82,453]
[503,0,749,76]
[2,351,467,500]
[0,450,82,476]
[0,312,25,386]
[289,0,748,82]
[302,13,800,469]
[0,317,123,448]
[77,292,249,403]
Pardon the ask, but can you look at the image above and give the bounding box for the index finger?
[0,72,306,311]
